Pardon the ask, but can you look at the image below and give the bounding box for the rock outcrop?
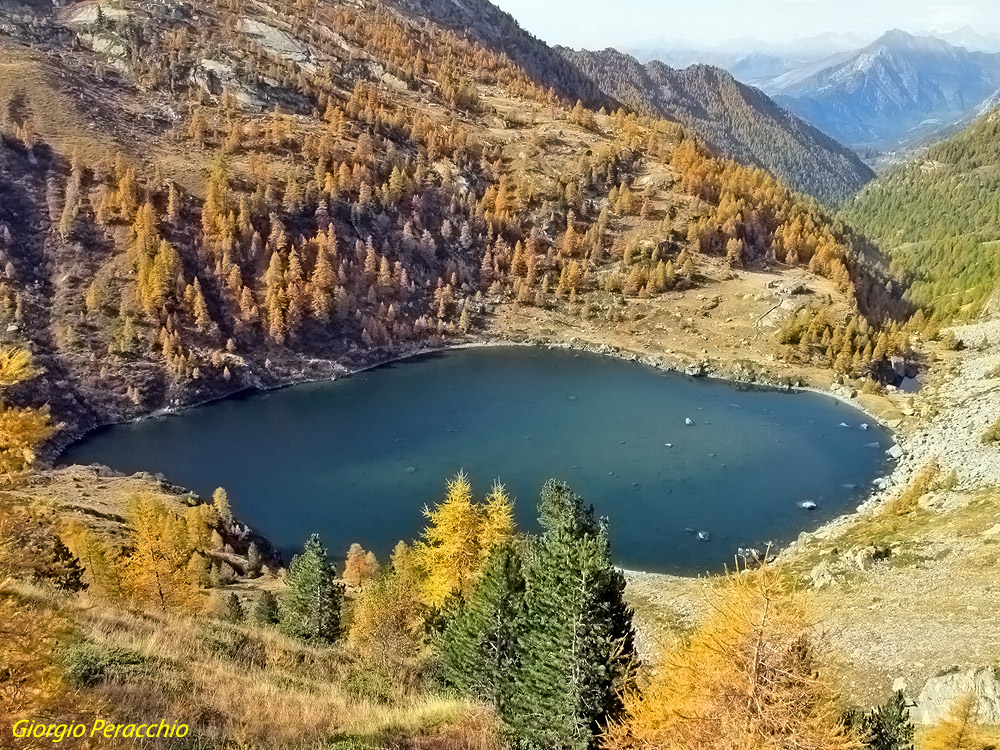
[914,667,1000,725]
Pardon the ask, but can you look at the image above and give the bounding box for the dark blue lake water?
[60,347,892,574]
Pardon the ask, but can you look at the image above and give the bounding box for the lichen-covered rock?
[914,667,1000,725]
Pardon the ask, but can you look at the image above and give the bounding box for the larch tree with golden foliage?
[69,495,216,610]
[212,487,232,525]
[63,521,125,600]
[348,541,427,695]
[923,694,986,750]
[342,542,378,588]
[414,472,514,607]
[606,562,859,750]
[0,347,53,476]
[121,495,209,609]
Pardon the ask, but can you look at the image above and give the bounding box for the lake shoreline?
[56,334,905,583]
[57,335,897,440]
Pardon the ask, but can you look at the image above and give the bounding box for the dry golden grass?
[883,463,941,517]
[0,51,115,163]
[0,582,113,749]
[2,579,501,749]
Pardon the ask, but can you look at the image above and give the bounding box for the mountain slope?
[0,0,910,454]
[772,29,1000,151]
[388,0,614,110]
[842,104,1000,319]
[560,47,874,204]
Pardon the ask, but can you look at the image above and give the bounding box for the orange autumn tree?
[606,563,859,750]
[0,347,53,476]
[66,495,216,610]
[923,694,985,750]
[342,542,378,588]
[414,472,514,607]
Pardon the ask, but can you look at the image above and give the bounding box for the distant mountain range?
[768,30,1000,151]
[627,32,870,88]
[631,29,1000,155]
[560,47,875,204]
[930,26,1000,53]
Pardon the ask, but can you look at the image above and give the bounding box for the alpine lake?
[60,346,893,575]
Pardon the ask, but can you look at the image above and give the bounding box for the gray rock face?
[809,560,836,589]
[850,545,891,571]
[914,667,1000,725]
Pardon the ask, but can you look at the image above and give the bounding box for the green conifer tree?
[846,690,915,750]
[280,534,344,642]
[223,592,245,623]
[41,536,88,592]
[246,542,263,578]
[506,480,636,750]
[252,590,280,625]
[440,543,524,712]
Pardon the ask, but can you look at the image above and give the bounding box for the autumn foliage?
[0,347,52,476]
[414,472,514,607]
[607,563,858,750]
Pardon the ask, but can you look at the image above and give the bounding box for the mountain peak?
[559,47,874,203]
[869,28,953,54]
[877,28,916,45]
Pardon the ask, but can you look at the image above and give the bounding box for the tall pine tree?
[280,534,344,642]
[440,542,524,712]
[507,480,636,750]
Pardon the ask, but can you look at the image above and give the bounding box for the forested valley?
[843,108,1000,322]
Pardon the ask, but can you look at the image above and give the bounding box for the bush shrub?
[61,642,154,687]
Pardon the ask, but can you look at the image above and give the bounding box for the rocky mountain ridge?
[560,46,875,204]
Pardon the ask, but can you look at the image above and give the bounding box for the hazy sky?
[490,0,1000,49]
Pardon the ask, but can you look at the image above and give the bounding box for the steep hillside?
[0,0,910,452]
[772,29,1000,151]
[388,0,614,110]
[560,47,875,204]
[5,4,997,749]
[842,105,1000,320]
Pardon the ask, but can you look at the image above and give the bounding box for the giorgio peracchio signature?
[11,718,190,743]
